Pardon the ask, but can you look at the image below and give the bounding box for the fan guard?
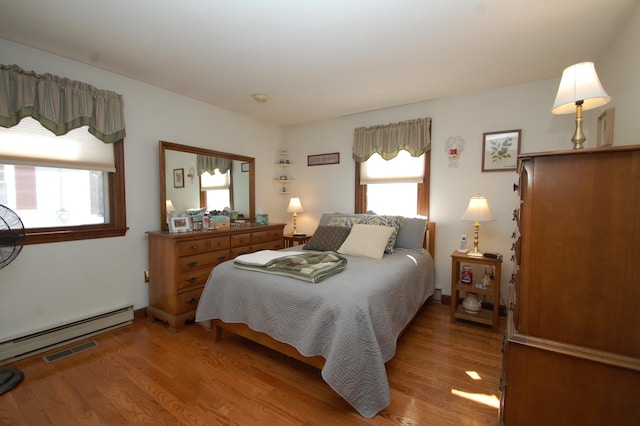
[0,204,25,270]
[0,204,26,395]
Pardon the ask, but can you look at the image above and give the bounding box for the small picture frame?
[308,152,340,166]
[597,108,615,147]
[173,168,185,188]
[482,129,521,172]
[168,214,192,234]
[241,162,250,172]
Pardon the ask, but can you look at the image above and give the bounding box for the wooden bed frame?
[211,221,436,369]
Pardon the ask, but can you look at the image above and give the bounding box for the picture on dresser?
[168,214,192,233]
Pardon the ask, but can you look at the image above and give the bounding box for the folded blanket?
[233,251,347,283]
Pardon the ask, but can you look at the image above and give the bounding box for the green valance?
[197,155,231,175]
[0,64,126,143]
[353,117,431,162]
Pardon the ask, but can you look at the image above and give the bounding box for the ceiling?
[0,0,636,127]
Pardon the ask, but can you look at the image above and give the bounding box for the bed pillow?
[394,217,427,252]
[337,224,395,259]
[327,216,362,228]
[359,215,404,253]
[303,226,351,251]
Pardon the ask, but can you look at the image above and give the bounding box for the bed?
[195,213,436,418]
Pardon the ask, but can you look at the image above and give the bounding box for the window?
[355,151,430,217]
[201,169,231,210]
[0,118,127,244]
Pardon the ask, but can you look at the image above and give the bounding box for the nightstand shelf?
[450,251,502,331]
[284,233,312,247]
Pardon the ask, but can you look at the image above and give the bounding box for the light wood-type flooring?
[0,302,505,425]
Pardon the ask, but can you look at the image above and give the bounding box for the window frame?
[20,139,127,244]
[355,150,430,217]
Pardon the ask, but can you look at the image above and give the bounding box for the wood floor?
[0,302,505,425]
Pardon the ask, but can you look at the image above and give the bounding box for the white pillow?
[337,224,395,259]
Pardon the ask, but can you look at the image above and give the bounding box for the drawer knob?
[188,261,198,268]
[186,297,199,305]
[187,277,197,283]
[191,244,198,250]
[217,255,227,261]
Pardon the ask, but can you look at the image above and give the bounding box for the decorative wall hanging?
[445,136,465,168]
[308,152,340,166]
[173,168,184,188]
[482,129,521,172]
[597,108,615,147]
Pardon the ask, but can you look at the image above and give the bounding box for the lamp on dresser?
[286,197,304,235]
[460,194,495,257]
[551,61,611,149]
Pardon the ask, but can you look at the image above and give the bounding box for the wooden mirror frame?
[159,140,256,231]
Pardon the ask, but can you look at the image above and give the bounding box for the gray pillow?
[394,217,427,251]
[303,226,352,251]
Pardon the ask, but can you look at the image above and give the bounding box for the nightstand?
[283,234,312,247]
[450,251,502,331]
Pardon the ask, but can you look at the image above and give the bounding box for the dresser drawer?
[231,233,251,247]
[231,246,251,258]
[251,229,282,245]
[178,250,231,272]
[177,287,203,314]
[177,268,212,290]
[176,239,210,256]
[208,236,231,251]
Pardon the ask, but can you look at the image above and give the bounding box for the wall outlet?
[144,270,150,283]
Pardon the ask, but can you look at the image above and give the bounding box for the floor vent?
[42,340,98,363]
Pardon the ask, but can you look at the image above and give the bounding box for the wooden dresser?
[146,223,285,332]
[500,146,640,425]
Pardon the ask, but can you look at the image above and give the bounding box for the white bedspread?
[195,247,435,418]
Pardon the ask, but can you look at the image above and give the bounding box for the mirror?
[159,141,255,231]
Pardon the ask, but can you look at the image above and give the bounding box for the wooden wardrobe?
[500,145,640,425]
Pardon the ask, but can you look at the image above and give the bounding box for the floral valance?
[352,117,431,162]
[0,64,126,143]
[197,154,231,175]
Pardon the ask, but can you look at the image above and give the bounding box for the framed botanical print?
[482,129,521,172]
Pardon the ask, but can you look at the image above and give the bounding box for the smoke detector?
[253,94,269,103]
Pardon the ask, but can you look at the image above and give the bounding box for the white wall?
[284,1,640,304]
[0,39,284,341]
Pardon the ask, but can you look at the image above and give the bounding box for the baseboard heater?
[0,304,133,365]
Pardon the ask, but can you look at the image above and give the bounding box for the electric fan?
[0,204,26,395]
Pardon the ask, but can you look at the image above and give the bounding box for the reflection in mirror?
[159,141,255,231]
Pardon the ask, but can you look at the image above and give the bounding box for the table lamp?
[286,197,304,235]
[460,195,495,257]
[552,61,611,149]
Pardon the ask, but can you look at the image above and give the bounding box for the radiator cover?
[0,305,133,365]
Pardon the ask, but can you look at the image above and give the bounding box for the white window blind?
[360,150,424,184]
[201,170,230,190]
[0,117,115,172]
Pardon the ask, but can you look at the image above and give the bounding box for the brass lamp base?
[468,222,483,257]
[572,100,586,149]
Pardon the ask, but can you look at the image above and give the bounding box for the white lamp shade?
[552,62,611,115]
[166,199,176,212]
[461,195,495,222]
[286,197,304,213]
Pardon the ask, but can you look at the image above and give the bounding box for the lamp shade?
[166,199,176,212]
[552,62,611,115]
[460,195,495,222]
[286,197,304,213]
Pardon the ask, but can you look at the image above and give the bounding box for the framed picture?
[597,108,615,147]
[308,152,340,166]
[241,162,250,172]
[168,214,192,234]
[173,168,184,188]
[482,129,521,172]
